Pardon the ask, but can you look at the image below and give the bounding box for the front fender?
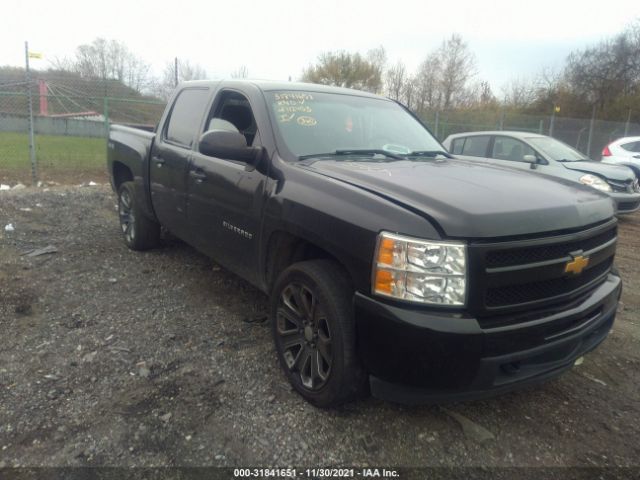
[262,163,442,293]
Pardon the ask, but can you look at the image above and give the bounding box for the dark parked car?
[442,131,640,214]
[107,81,621,406]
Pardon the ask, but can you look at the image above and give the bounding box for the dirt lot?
[1,185,639,469]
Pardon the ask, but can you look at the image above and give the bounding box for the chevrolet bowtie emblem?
[565,255,589,275]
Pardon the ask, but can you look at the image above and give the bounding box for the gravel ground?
[0,185,639,469]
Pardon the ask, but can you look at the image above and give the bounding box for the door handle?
[152,156,165,167]
[190,169,207,183]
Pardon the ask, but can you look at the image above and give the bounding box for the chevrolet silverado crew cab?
[108,80,621,407]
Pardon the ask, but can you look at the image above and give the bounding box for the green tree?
[301,51,383,93]
[565,22,640,112]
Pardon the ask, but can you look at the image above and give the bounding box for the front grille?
[618,201,640,211]
[608,180,630,193]
[469,220,618,316]
[485,258,612,307]
[486,227,616,268]
[608,178,639,193]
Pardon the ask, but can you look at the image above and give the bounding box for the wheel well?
[265,231,352,292]
[112,161,134,190]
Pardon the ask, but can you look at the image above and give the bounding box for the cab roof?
[179,79,386,100]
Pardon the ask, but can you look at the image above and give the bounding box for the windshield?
[266,91,443,159]
[526,137,588,162]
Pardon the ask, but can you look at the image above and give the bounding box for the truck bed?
[107,124,157,217]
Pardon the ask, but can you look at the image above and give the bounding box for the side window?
[491,137,536,162]
[204,91,258,146]
[621,141,640,153]
[164,88,210,147]
[461,136,490,157]
[450,138,465,155]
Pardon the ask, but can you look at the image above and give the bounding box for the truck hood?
[561,160,635,181]
[297,158,614,238]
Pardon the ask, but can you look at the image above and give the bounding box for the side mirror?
[198,129,262,167]
[523,154,538,169]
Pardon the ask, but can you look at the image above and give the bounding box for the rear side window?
[461,136,490,157]
[165,88,209,147]
[621,141,640,153]
[450,138,465,155]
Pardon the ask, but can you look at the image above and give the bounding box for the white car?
[601,136,640,176]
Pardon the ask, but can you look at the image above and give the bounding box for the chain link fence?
[2,71,640,185]
[421,109,640,159]
[0,72,165,184]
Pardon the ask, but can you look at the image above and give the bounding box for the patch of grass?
[0,132,108,184]
[0,132,106,169]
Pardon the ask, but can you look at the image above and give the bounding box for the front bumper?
[354,273,621,404]
[609,191,640,214]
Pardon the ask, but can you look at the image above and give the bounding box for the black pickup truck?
[108,80,621,407]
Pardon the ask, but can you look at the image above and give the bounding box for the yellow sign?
[565,255,589,275]
[28,51,43,59]
[554,105,561,113]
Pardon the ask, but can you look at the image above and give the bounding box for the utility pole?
[24,41,38,185]
[174,57,179,87]
[624,108,631,137]
[586,105,596,158]
[549,105,559,137]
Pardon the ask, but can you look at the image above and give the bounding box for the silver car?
[442,131,640,214]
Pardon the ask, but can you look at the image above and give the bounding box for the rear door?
[150,87,210,237]
[619,140,640,159]
[450,135,491,161]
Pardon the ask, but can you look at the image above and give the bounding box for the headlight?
[579,174,612,192]
[372,232,467,306]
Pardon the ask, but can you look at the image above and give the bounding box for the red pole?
[39,79,48,116]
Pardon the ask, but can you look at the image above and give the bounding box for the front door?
[187,90,267,283]
[488,135,549,173]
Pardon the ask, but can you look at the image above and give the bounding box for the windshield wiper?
[334,149,405,160]
[406,150,453,158]
[298,149,405,161]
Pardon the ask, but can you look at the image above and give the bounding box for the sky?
[1,0,638,94]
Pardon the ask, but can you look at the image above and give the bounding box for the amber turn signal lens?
[374,269,394,294]
[377,237,396,266]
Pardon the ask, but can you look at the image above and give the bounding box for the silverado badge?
[565,255,590,275]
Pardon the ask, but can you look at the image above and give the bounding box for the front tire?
[270,260,367,407]
[117,181,160,251]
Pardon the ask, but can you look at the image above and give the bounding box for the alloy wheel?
[118,188,136,244]
[276,282,332,390]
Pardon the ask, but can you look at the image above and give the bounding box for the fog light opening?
[501,361,522,375]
